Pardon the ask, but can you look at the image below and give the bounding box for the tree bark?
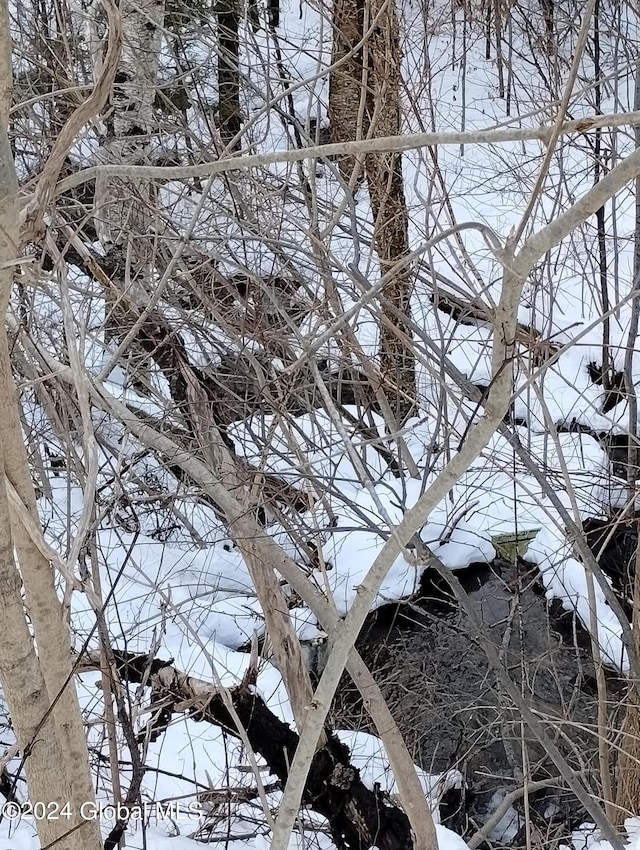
[614,42,640,821]
[329,0,367,183]
[0,9,103,848]
[364,0,414,423]
[93,0,165,368]
[0,434,78,850]
[217,0,242,147]
[94,649,414,850]
[329,0,416,422]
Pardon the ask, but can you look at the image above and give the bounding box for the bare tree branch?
[20,0,122,241]
[46,109,640,204]
[79,648,416,850]
[271,121,640,845]
[16,336,439,850]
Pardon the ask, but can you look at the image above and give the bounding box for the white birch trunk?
[94,0,164,257]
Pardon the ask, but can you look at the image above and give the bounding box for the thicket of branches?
[3,0,640,848]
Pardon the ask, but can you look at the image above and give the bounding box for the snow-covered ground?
[6,0,640,846]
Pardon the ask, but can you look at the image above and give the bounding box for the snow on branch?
[80,648,415,850]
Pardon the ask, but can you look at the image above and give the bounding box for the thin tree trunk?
[93,0,165,371]
[539,0,554,53]
[329,0,416,422]
[614,32,640,822]
[0,340,104,850]
[594,0,612,404]
[329,0,367,183]
[0,9,102,848]
[217,0,242,147]
[0,441,77,850]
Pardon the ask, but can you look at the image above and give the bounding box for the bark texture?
[99,649,414,850]
[329,0,367,183]
[217,0,242,146]
[93,0,165,360]
[364,0,414,423]
[615,537,640,820]
[329,0,416,421]
[0,8,102,848]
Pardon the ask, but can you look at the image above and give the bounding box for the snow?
[8,0,640,845]
[481,790,521,846]
[336,729,463,817]
[526,524,627,670]
[435,825,475,850]
[565,819,640,850]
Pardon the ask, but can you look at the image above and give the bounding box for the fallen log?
[84,649,414,850]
